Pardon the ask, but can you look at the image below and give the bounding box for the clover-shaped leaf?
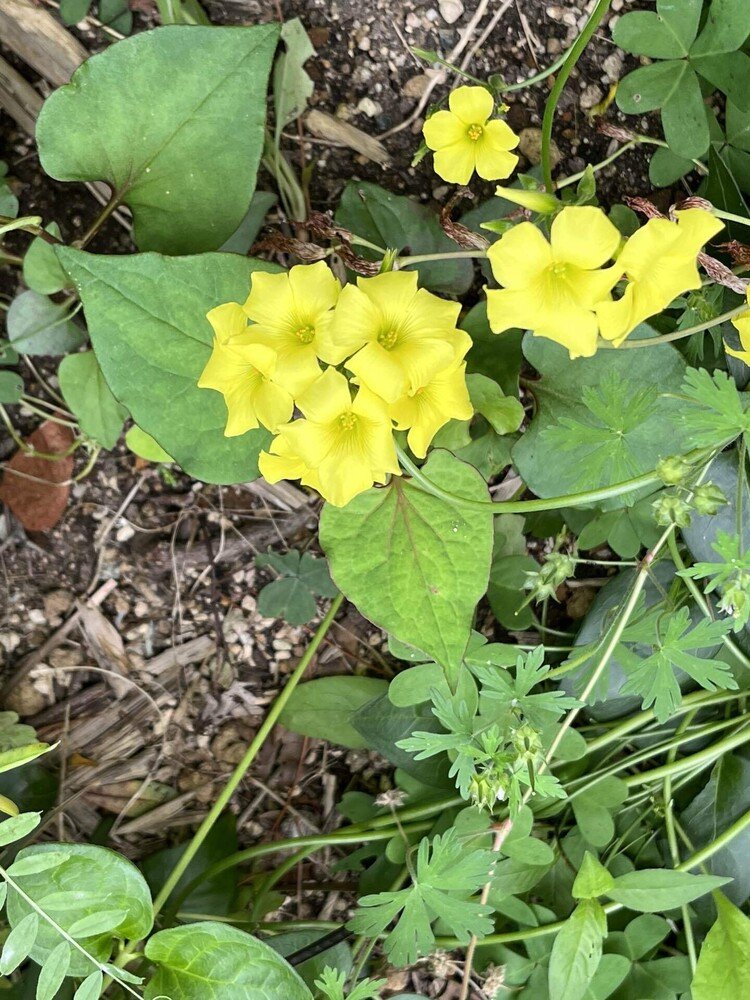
[256,550,338,625]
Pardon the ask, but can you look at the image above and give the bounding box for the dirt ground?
[0,1,668,994]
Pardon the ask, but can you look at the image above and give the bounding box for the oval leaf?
[144,922,313,1000]
[37,25,280,254]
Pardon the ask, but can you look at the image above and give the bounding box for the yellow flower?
[485,206,622,358]
[423,86,519,186]
[271,368,400,507]
[596,208,724,346]
[390,359,473,458]
[325,271,471,404]
[259,434,321,493]
[198,305,293,436]
[242,261,341,396]
[727,288,750,366]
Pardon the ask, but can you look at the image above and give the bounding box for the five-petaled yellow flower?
[485,206,622,358]
[242,261,341,395]
[258,434,321,494]
[264,368,400,508]
[327,271,471,404]
[596,208,724,346]
[423,86,519,186]
[198,304,293,436]
[390,359,474,459]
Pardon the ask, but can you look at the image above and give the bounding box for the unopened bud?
[495,185,560,214]
[653,494,692,528]
[656,455,691,486]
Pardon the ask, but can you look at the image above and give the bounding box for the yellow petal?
[325,283,380,364]
[550,206,621,270]
[404,286,462,336]
[252,381,295,433]
[485,287,543,333]
[448,85,494,125]
[346,342,409,403]
[296,367,352,422]
[433,142,476,186]
[672,207,724,249]
[272,345,323,397]
[487,222,553,288]
[358,270,420,318]
[242,270,295,327]
[391,362,473,458]
[288,261,341,321]
[422,109,467,151]
[482,118,520,152]
[568,263,623,307]
[535,304,600,358]
[596,285,638,345]
[316,457,375,508]
[207,302,248,344]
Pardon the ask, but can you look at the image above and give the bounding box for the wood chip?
[0,0,87,88]
[305,109,391,166]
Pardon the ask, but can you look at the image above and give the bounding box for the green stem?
[714,209,750,229]
[75,193,122,249]
[501,48,571,93]
[555,141,637,190]
[540,0,613,190]
[152,593,344,918]
[664,711,698,972]
[396,444,712,515]
[396,250,486,266]
[624,723,750,788]
[598,305,748,350]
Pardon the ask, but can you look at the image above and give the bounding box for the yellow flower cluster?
[485,205,724,358]
[422,86,519,186]
[198,262,473,507]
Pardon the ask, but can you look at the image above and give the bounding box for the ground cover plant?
[4,0,750,997]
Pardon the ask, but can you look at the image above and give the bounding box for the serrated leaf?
[320,451,493,688]
[36,25,280,254]
[349,829,494,966]
[606,870,729,912]
[58,352,128,450]
[57,248,280,483]
[7,291,85,357]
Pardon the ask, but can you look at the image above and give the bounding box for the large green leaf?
[512,333,689,509]
[320,450,493,685]
[548,900,605,1000]
[606,869,729,912]
[335,181,473,295]
[56,247,279,483]
[6,843,153,977]
[690,0,750,58]
[144,922,312,1000]
[691,892,750,999]
[36,25,279,254]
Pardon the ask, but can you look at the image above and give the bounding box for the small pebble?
[439,0,464,25]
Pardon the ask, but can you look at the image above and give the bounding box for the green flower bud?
[653,494,692,528]
[693,482,727,516]
[468,771,509,811]
[511,722,542,760]
[718,570,750,628]
[656,455,691,486]
[494,185,561,215]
